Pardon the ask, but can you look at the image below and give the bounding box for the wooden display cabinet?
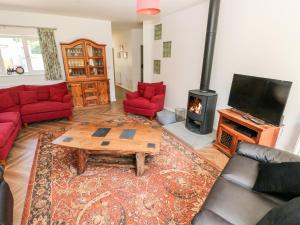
[61,39,110,107]
[214,109,280,156]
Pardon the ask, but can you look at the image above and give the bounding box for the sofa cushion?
[0,93,16,111]
[256,197,300,225]
[222,154,259,189]
[192,209,233,225]
[49,88,65,102]
[46,82,68,94]
[24,85,50,101]
[0,112,20,126]
[0,105,20,113]
[202,177,278,225]
[143,86,155,99]
[0,85,24,105]
[0,122,14,148]
[138,82,163,95]
[20,101,71,115]
[123,97,157,110]
[253,162,300,198]
[19,91,38,105]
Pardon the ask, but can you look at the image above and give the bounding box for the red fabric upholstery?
[49,88,66,102]
[0,122,14,148]
[126,91,140,99]
[21,101,72,115]
[0,112,21,126]
[24,85,50,101]
[0,93,16,111]
[143,86,156,99]
[22,110,72,124]
[124,82,166,117]
[63,94,72,103]
[0,85,25,105]
[0,82,71,159]
[0,117,22,160]
[19,91,38,105]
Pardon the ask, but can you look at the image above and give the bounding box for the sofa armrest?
[151,94,165,110]
[126,91,140,99]
[63,93,72,103]
[237,142,300,163]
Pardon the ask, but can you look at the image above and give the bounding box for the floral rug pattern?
[22,117,220,225]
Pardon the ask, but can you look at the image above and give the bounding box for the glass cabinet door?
[66,44,86,77]
[86,43,105,76]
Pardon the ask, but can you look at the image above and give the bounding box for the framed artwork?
[153,60,161,74]
[163,41,172,58]
[154,24,162,40]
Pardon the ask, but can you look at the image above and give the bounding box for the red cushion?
[124,97,157,110]
[143,86,155,99]
[19,91,38,105]
[46,83,68,94]
[0,93,16,111]
[24,85,50,101]
[0,85,24,105]
[138,82,164,95]
[0,122,14,147]
[0,112,20,126]
[20,101,72,115]
[0,105,20,113]
[49,88,66,102]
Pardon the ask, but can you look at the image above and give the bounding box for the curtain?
[38,28,62,80]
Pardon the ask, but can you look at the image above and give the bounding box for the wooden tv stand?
[214,109,280,156]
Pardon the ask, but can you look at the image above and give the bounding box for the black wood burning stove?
[185,0,220,135]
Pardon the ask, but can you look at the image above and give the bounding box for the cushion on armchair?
[144,86,156,99]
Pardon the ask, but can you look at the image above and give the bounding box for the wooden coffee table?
[52,123,161,176]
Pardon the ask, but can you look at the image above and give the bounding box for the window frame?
[0,35,44,76]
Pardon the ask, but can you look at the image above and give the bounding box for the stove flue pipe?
[200,0,221,92]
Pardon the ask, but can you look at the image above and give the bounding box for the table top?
[52,123,162,154]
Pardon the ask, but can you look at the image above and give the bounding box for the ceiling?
[0,0,205,24]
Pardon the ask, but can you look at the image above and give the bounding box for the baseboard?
[115,84,134,92]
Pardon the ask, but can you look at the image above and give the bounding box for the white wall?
[112,28,143,91]
[143,21,154,83]
[0,10,116,101]
[147,0,300,152]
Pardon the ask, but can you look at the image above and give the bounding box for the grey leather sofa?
[0,165,13,225]
[192,142,300,225]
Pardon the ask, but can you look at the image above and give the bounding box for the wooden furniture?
[52,123,162,176]
[214,109,280,156]
[61,39,110,107]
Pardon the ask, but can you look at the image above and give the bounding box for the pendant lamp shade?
[137,0,160,15]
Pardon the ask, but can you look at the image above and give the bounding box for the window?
[0,36,44,75]
[153,60,161,74]
[154,24,162,40]
[163,41,172,58]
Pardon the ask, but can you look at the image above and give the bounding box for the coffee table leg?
[77,149,87,175]
[136,153,145,176]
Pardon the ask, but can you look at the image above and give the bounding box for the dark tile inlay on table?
[120,129,136,139]
[147,143,156,148]
[62,137,73,142]
[92,128,111,137]
[101,141,110,146]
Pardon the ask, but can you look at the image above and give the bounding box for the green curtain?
[38,28,62,80]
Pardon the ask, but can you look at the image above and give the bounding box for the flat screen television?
[228,74,292,126]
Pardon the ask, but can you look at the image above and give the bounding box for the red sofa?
[0,82,73,160]
[0,112,21,160]
[123,82,166,119]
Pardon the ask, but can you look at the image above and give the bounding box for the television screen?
[228,74,292,126]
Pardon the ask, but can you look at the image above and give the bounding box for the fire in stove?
[189,97,202,114]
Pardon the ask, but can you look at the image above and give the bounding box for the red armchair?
[123,82,166,120]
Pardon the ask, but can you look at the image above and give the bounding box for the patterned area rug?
[21,117,220,225]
